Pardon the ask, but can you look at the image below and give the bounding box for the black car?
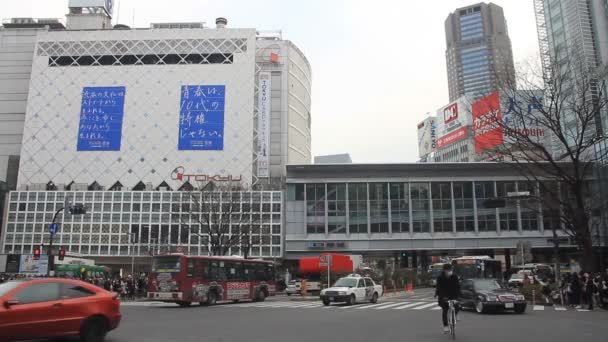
[460,278,527,314]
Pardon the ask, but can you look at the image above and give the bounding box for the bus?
[147,254,276,307]
[428,263,449,286]
[452,256,502,281]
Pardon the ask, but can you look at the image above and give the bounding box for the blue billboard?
[178,85,225,150]
[77,86,126,151]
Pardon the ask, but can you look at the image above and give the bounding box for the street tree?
[475,50,608,272]
[179,181,252,257]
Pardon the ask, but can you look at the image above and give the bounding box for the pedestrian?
[583,273,595,310]
[569,272,581,308]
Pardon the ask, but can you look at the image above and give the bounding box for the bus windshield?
[152,256,181,272]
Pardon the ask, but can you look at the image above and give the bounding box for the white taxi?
[320,274,383,306]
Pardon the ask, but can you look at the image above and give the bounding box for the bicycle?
[447,300,458,340]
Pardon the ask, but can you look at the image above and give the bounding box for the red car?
[0,278,121,342]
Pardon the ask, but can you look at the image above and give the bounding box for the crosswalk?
[120,300,596,313]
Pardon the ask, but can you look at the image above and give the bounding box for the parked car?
[320,274,383,306]
[285,280,301,296]
[0,278,121,342]
[460,278,526,314]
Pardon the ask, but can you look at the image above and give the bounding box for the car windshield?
[0,280,23,297]
[333,278,358,288]
[152,256,181,272]
[474,279,503,291]
[510,274,523,279]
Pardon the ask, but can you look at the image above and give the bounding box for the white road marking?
[413,302,439,310]
[373,302,405,309]
[354,303,388,309]
[394,302,429,310]
[554,306,566,311]
[431,306,442,310]
[533,305,545,311]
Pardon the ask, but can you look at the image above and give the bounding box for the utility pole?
[47,198,86,276]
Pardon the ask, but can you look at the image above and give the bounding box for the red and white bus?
[147,254,276,307]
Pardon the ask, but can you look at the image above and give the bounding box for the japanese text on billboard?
[473,92,503,153]
[178,85,225,150]
[77,86,125,151]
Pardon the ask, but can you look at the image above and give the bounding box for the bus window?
[209,261,219,281]
[254,264,267,281]
[243,263,253,281]
[217,261,228,282]
[226,262,243,281]
[186,259,194,278]
[194,260,206,280]
[266,264,275,281]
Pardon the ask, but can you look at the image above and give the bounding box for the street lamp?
[47,200,86,276]
[126,232,137,277]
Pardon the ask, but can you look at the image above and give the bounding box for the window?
[60,283,95,299]
[187,259,194,277]
[369,183,389,233]
[357,279,365,288]
[432,182,453,233]
[497,182,518,232]
[411,183,430,233]
[306,184,326,234]
[475,182,497,232]
[49,53,233,67]
[327,184,346,234]
[15,282,61,304]
[453,182,474,232]
[364,278,373,287]
[390,183,409,233]
[348,183,368,234]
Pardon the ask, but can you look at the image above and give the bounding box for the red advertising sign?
[473,91,503,153]
[444,103,458,124]
[436,126,468,149]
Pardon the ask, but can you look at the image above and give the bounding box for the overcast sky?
[4,0,539,163]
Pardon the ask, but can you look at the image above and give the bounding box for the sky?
[3,0,540,163]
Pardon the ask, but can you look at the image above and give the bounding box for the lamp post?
[47,201,86,276]
[127,232,137,276]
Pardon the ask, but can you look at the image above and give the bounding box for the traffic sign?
[48,223,60,235]
[320,254,331,267]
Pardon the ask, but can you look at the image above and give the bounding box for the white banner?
[257,72,271,178]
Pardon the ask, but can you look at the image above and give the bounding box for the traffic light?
[33,246,41,260]
[68,204,87,215]
[58,248,66,261]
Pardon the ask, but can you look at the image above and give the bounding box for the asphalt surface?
[106,289,608,342]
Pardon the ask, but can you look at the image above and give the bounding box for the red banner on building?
[436,126,468,149]
[473,91,503,153]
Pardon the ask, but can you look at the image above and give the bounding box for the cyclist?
[435,263,461,333]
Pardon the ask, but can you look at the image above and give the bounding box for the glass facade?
[292,180,549,236]
[2,191,282,258]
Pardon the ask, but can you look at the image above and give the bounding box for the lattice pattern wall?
[18,28,257,190]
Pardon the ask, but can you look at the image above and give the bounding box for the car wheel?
[207,292,217,305]
[177,301,191,307]
[322,298,331,306]
[256,290,266,302]
[347,294,356,306]
[475,300,486,314]
[287,293,292,296]
[515,305,526,314]
[371,292,378,304]
[80,317,108,342]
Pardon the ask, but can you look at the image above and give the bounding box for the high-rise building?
[535,0,608,145]
[445,3,515,102]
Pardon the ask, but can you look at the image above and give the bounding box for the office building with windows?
[0,0,312,269]
[535,0,608,145]
[445,3,515,102]
[283,163,602,268]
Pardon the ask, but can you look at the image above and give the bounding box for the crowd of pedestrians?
[0,272,150,301]
[557,271,608,310]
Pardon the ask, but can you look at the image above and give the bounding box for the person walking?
[583,273,595,310]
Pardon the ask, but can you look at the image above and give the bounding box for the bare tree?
[178,182,252,257]
[474,48,608,272]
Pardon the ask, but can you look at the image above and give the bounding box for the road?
[110,289,608,342]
